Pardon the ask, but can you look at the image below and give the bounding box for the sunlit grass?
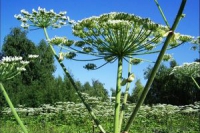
[1,101,199,133]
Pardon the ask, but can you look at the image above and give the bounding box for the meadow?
[1,97,199,133]
[1,1,199,133]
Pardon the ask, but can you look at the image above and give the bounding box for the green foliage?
[2,27,39,106]
[0,27,109,108]
[129,79,144,103]
[1,102,199,132]
[62,76,79,103]
[144,60,200,105]
[14,5,199,133]
[82,80,108,101]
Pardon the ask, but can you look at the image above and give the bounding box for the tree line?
[129,60,200,105]
[0,28,199,109]
[0,28,108,107]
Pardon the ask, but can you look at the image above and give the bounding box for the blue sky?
[1,0,199,94]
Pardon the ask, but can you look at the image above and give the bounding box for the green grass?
[1,101,200,133]
[0,110,199,133]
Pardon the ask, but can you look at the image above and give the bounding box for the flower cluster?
[14,7,198,70]
[1,56,22,62]
[170,62,200,79]
[70,12,196,69]
[14,7,69,29]
[48,36,74,46]
[0,55,38,82]
[58,52,76,61]
[130,58,143,65]
[73,12,195,56]
[83,63,97,70]
[73,12,169,57]
[191,36,200,45]
[162,54,173,61]
[28,54,39,59]
[3,100,199,118]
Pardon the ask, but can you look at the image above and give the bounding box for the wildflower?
[20,61,29,65]
[15,7,70,29]
[14,14,23,20]
[70,12,196,70]
[84,63,97,70]
[65,52,76,59]
[59,11,67,16]
[0,56,37,82]
[2,56,22,62]
[83,47,93,53]
[162,54,173,61]
[21,23,29,29]
[48,36,73,46]
[28,54,39,59]
[104,56,116,62]
[17,67,26,71]
[21,9,30,16]
[131,58,143,65]
[170,62,200,78]
[32,9,38,15]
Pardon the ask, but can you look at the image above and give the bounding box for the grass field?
[1,101,199,133]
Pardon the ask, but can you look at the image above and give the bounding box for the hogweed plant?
[14,0,199,133]
[71,1,196,132]
[170,62,200,89]
[14,6,106,133]
[0,55,38,133]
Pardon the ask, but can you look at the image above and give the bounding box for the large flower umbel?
[170,62,200,79]
[70,12,195,69]
[170,62,200,89]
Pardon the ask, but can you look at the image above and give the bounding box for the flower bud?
[131,58,142,65]
[14,14,23,20]
[65,52,76,59]
[84,63,96,70]
[163,54,172,61]
[75,41,85,47]
[83,47,93,53]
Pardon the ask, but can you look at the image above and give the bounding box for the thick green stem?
[154,0,170,28]
[114,57,123,133]
[43,28,106,133]
[124,0,187,132]
[118,58,132,132]
[0,82,28,133]
[191,76,200,89]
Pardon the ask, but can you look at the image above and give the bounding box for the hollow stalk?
[114,57,123,133]
[0,82,28,133]
[118,58,132,132]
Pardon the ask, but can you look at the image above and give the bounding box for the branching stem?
[154,0,170,28]
[118,58,132,132]
[191,76,200,89]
